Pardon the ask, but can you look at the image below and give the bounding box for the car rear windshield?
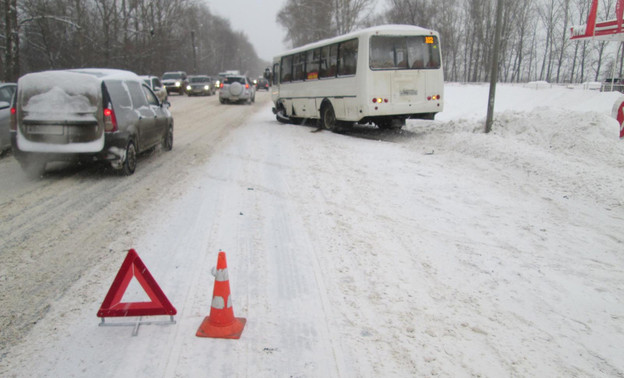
[224,77,246,84]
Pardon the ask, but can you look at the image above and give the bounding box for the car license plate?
[28,125,64,135]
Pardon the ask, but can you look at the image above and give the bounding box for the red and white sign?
[97,249,177,318]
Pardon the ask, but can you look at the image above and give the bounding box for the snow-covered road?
[1,84,623,377]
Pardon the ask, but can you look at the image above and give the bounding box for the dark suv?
[162,71,188,95]
[256,78,269,91]
[186,75,215,96]
[11,69,173,176]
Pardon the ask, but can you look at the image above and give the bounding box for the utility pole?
[191,30,198,74]
[485,0,504,133]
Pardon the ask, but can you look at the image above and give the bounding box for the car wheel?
[162,124,173,151]
[321,103,338,132]
[219,98,225,104]
[121,140,137,175]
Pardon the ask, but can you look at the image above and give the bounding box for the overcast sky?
[206,0,289,63]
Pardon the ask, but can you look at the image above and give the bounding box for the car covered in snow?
[11,68,173,176]
[219,75,255,104]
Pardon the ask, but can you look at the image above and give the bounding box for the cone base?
[196,316,246,339]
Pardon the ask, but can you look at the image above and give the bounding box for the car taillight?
[9,107,17,131]
[220,83,224,89]
[104,107,118,132]
[245,83,249,89]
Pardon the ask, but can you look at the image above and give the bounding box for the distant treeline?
[1,0,268,81]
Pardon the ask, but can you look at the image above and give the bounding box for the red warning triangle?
[97,249,177,317]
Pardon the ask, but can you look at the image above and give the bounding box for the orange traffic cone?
[196,251,246,339]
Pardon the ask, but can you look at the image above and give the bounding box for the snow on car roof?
[19,68,141,88]
[17,69,142,121]
[17,69,143,103]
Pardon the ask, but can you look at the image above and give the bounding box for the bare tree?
[10,0,267,78]
[332,0,376,34]
[277,0,375,48]
[4,0,19,81]
[277,0,334,48]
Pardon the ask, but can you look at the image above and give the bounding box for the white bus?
[271,24,444,132]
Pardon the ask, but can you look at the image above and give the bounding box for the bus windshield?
[369,36,441,70]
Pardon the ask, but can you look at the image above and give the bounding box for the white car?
[219,75,256,104]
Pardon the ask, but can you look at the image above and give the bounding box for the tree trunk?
[4,0,19,81]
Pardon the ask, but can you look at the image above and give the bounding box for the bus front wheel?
[321,104,338,132]
[275,105,290,123]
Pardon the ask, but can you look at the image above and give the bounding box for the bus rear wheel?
[321,104,338,132]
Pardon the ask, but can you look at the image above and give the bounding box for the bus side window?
[319,46,331,78]
[281,55,293,82]
[293,53,306,81]
[338,39,358,76]
[328,44,338,77]
[272,63,279,85]
[306,49,320,80]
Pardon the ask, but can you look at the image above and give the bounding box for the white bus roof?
[273,24,438,59]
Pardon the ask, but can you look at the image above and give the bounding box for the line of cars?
[158,70,268,102]
[161,71,218,97]
[2,69,270,177]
